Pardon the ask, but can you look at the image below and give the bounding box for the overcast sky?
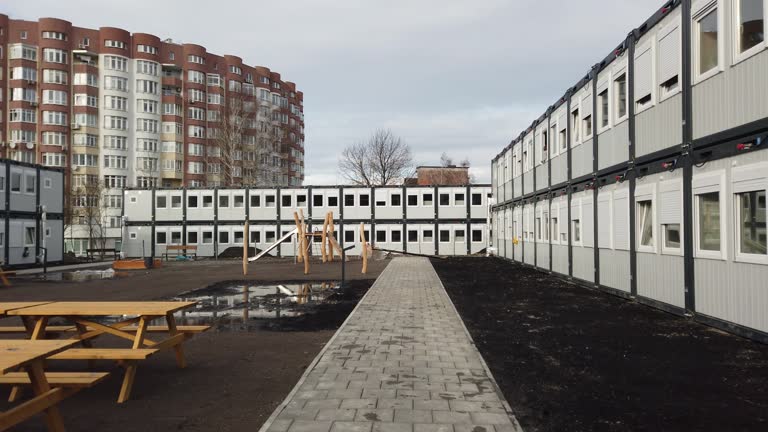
[5,0,661,184]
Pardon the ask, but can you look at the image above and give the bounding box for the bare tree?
[440,152,454,167]
[339,129,412,186]
[71,180,108,258]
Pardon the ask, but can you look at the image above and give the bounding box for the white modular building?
[0,159,65,267]
[122,185,492,259]
[491,0,768,342]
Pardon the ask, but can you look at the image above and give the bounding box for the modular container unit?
[123,185,491,259]
[0,160,65,267]
[490,0,768,341]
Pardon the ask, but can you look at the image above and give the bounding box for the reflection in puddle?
[172,282,339,329]
[28,269,130,282]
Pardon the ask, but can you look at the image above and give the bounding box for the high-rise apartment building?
[0,16,305,253]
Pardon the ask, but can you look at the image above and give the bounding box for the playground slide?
[248,228,299,262]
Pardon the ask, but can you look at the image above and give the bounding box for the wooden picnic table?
[0,339,81,432]
[6,301,200,403]
[0,302,54,316]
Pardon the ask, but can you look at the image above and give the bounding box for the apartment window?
[219,195,230,208]
[472,193,482,206]
[328,196,338,207]
[697,192,721,253]
[407,195,418,206]
[188,196,198,208]
[202,231,213,244]
[43,111,67,126]
[282,195,292,207]
[43,69,67,84]
[156,196,167,208]
[455,193,465,206]
[219,231,229,244]
[42,132,67,146]
[103,155,127,169]
[455,230,465,242]
[104,115,128,130]
[73,72,98,87]
[637,200,654,249]
[391,230,402,243]
[344,194,355,206]
[423,193,433,206]
[11,173,21,192]
[202,195,213,208]
[265,195,276,207]
[137,44,158,55]
[696,5,720,78]
[664,224,681,249]
[105,40,126,49]
[25,174,36,194]
[136,79,158,94]
[43,48,67,64]
[614,73,627,120]
[136,60,159,76]
[572,218,581,243]
[188,70,205,84]
[598,89,609,129]
[105,95,128,111]
[156,232,167,244]
[407,230,418,243]
[104,55,128,71]
[187,231,198,244]
[472,230,483,243]
[736,0,764,56]
[359,194,369,206]
[234,195,245,208]
[104,76,128,92]
[376,230,387,243]
[74,94,98,108]
[343,230,354,243]
[188,55,205,65]
[439,230,450,243]
[138,99,159,114]
[103,135,126,150]
[571,108,580,144]
[423,229,433,242]
[736,190,767,257]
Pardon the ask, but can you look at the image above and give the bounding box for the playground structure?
[243,210,372,276]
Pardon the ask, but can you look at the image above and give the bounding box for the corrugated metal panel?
[599,249,631,292]
[552,155,568,185]
[635,93,683,156]
[573,247,594,282]
[696,260,768,333]
[597,121,629,170]
[537,243,550,271]
[552,245,568,274]
[572,139,593,179]
[693,50,768,139]
[637,253,685,308]
[613,188,630,250]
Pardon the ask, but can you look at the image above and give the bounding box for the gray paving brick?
[332,422,373,432]
[287,420,333,432]
[260,258,522,432]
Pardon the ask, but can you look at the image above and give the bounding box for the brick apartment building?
[0,15,305,254]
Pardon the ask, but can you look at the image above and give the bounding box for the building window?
[572,218,581,244]
[423,193,433,206]
[376,230,387,243]
[220,195,230,208]
[472,193,482,206]
[736,0,764,56]
[359,194,369,206]
[407,230,418,243]
[637,200,654,249]
[696,192,721,254]
[614,73,627,121]
[571,108,580,144]
[598,89,609,129]
[472,230,483,243]
[664,224,681,250]
[219,231,229,244]
[736,190,767,257]
[407,195,418,206]
[696,5,720,78]
[344,194,354,206]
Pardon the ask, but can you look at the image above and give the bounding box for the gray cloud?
[5,0,662,184]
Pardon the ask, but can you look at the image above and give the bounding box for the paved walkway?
[260,257,523,432]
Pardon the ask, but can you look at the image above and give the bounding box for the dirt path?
[431,257,768,432]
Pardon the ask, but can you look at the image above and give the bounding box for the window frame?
[734,188,768,264]
[634,41,656,114]
[732,0,767,65]
[613,68,629,123]
[658,17,683,102]
[693,0,724,84]
[693,179,727,260]
[635,186,657,254]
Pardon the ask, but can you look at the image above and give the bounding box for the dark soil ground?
[0,258,388,431]
[432,257,768,432]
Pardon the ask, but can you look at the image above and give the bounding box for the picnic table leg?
[117,317,148,404]
[27,359,66,432]
[166,312,187,369]
[74,322,97,369]
[9,317,50,403]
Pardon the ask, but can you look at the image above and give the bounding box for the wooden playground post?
[360,222,368,274]
[301,221,310,275]
[321,212,329,263]
[292,212,303,263]
[243,221,249,276]
[328,211,336,262]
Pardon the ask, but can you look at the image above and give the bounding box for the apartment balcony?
[162,76,182,89]
[161,169,183,181]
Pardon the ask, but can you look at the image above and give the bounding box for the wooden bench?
[163,245,198,261]
[50,348,158,361]
[0,325,209,336]
[86,248,119,261]
[0,372,110,388]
